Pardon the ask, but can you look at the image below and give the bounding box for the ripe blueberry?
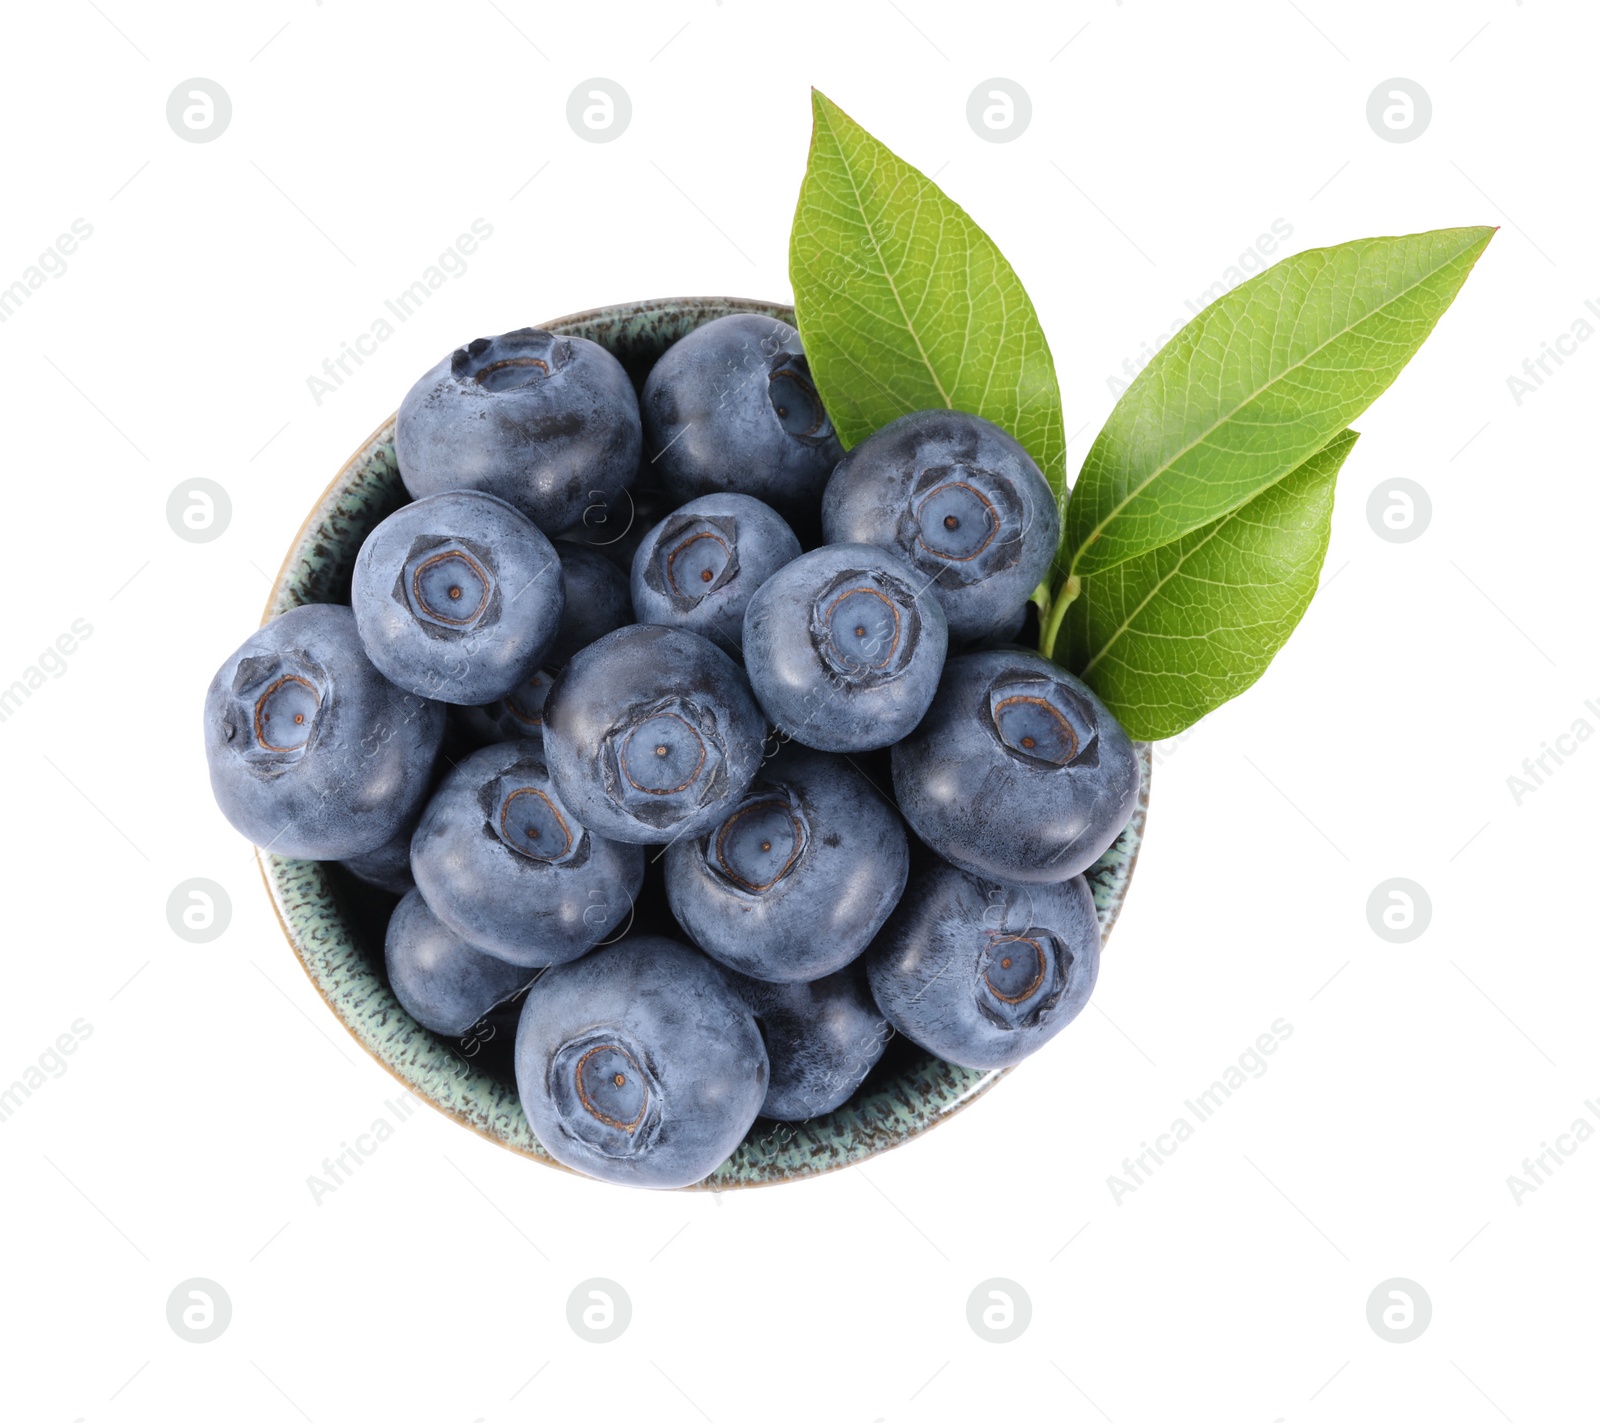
[741,543,948,752]
[864,857,1101,1071]
[203,603,444,859]
[542,625,767,844]
[397,328,641,537]
[385,887,538,1037]
[630,492,801,658]
[410,740,642,966]
[664,744,909,982]
[351,490,563,706]
[515,936,768,1188]
[891,647,1139,883]
[724,965,890,1120]
[822,409,1060,642]
[641,314,842,526]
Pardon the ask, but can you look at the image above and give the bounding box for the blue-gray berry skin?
[741,543,948,752]
[864,858,1100,1071]
[351,491,563,706]
[397,328,641,537]
[664,745,908,982]
[385,887,538,1036]
[410,740,642,966]
[454,665,557,748]
[457,546,634,748]
[891,648,1138,884]
[549,543,633,664]
[339,817,417,894]
[514,936,768,1189]
[630,492,800,658]
[725,965,890,1120]
[821,409,1060,643]
[542,625,767,845]
[641,314,842,526]
[203,603,444,859]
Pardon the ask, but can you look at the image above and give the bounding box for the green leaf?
[1062,227,1493,578]
[789,89,1066,500]
[1059,428,1360,741]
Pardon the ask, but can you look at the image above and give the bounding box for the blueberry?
[385,887,538,1036]
[641,314,842,525]
[664,744,908,981]
[203,603,444,859]
[542,625,767,845]
[630,492,800,657]
[454,664,559,747]
[351,491,563,705]
[340,817,417,894]
[514,936,768,1188]
[397,328,641,537]
[456,544,634,747]
[549,543,633,664]
[891,648,1139,884]
[821,409,1060,642]
[410,740,642,966]
[725,965,890,1120]
[741,544,948,752]
[864,858,1100,1070]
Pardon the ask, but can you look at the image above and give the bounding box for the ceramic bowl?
[258,295,1152,1189]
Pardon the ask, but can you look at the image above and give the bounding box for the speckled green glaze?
[259,296,1152,1189]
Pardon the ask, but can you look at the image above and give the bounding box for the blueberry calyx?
[898,462,1025,587]
[646,514,741,607]
[452,328,571,390]
[496,785,575,863]
[475,759,589,868]
[550,1029,663,1157]
[253,673,321,753]
[396,534,501,636]
[810,568,921,685]
[987,674,1100,769]
[975,928,1071,1029]
[767,359,832,443]
[708,787,808,893]
[602,696,726,828]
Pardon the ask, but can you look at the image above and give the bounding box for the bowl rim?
[255,295,1151,1190]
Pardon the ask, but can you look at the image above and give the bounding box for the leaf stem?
[1038,575,1080,661]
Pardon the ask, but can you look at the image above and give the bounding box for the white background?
[2,1,1594,1419]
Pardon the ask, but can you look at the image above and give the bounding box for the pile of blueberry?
[204,313,1141,1189]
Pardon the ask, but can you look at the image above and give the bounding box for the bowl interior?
[259,295,1151,1188]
